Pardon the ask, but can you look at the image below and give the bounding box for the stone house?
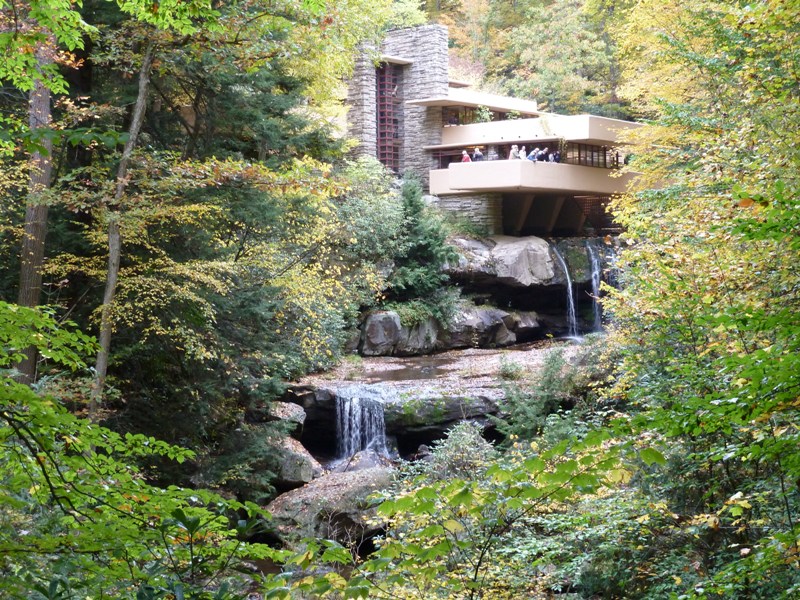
[347,24,639,237]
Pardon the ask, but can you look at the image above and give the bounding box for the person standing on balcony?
[472,147,484,161]
[461,150,472,162]
[508,144,520,159]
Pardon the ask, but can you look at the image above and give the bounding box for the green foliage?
[263,423,623,598]
[146,36,343,166]
[385,0,428,29]
[383,287,460,328]
[0,0,219,94]
[0,302,96,372]
[474,105,493,123]
[60,155,395,494]
[495,348,573,440]
[439,0,629,118]
[409,421,498,480]
[383,174,459,323]
[0,302,279,598]
[600,0,800,595]
[498,354,524,380]
[441,212,490,238]
[496,0,614,114]
[332,156,406,268]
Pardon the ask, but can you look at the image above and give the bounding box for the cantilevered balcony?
[426,114,639,149]
[430,160,636,196]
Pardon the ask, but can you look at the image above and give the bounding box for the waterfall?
[550,244,579,338]
[586,242,603,332]
[336,385,388,459]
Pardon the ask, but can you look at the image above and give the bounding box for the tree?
[493,0,617,115]
[0,0,404,494]
[0,301,278,598]
[1,0,88,382]
[16,53,55,383]
[602,0,800,594]
[1,0,218,385]
[383,174,459,325]
[90,36,156,419]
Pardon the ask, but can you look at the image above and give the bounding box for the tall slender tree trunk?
[90,41,156,420]
[16,60,54,384]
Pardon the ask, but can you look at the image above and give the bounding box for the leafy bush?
[406,420,498,481]
[442,212,490,238]
[383,287,460,328]
[498,355,525,380]
[496,338,612,443]
[495,348,573,440]
[474,105,493,123]
[0,303,278,599]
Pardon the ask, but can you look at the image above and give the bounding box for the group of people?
[461,148,484,162]
[459,144,561,163]
[509,144,561,163]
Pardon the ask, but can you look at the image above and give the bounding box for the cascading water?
[335,385,388,459]
[586,242,603,332]
[550,244,579,338]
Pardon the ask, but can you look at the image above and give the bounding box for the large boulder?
[266,467,393,548]
[360,311,402,356]
[361,312,439,356]
[552,238,594,286]
[273,436,324,491]
[396,316,439,355]
[246,401,306,435]
[270,402,307,436]
[382,389,499,436]
[284,383,501,459]
[506,310,541,338]
[356,306,538,356]
[446,235,558,288]
[330,450,394,473]
[438,306,517,349]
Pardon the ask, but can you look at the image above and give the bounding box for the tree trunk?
[90,41,156,420]
[16,63,54,384]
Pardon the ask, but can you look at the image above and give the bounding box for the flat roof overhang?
[380,54,413,65]
[430,161,637,196]
[406,88,542,116]
[448,79,471,88]
[423,114,641,149]
[424,137,560,151]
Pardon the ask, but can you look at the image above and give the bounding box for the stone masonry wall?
[434,193,503,235]
[383,25,449,188]
[346,51,377,159]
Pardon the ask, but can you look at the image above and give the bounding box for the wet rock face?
[382,390,499,456]
[440,307,517,349]
[283,386,338,459]
[355,236,617,356]
[395,316,438,356]
[285,383,500,459]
